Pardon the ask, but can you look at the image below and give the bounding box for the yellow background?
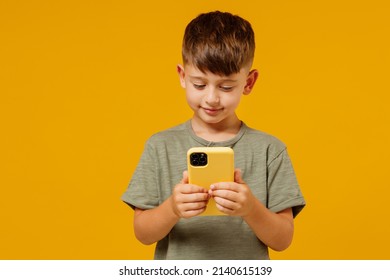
[1,0,389,259]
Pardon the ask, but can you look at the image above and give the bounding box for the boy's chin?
[195,115,229,126]
[195,113,220,121]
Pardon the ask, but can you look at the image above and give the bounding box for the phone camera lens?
[191,153,199,160]
[190,152,207,166]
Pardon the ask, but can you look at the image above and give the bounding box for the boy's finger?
[210,183,238,192]
[212,189,237,202]
[181,184,208,194]
[182,207,206,218]
[180,192,209,203]
[214,196,236,210]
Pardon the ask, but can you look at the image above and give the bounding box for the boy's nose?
[205,88,220,105]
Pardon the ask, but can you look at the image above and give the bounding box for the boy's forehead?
[184,64,247,80]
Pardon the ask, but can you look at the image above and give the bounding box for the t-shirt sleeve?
[121,140,160,210]
[267,148,305,217]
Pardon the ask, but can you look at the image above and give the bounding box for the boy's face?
[177,63,258,127]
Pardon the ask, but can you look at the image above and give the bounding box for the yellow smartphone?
[187,147,234,216]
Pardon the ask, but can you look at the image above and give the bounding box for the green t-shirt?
[122,121,305,259]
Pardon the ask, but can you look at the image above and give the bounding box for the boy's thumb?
[234,169,245,184]
[181,170,189,184]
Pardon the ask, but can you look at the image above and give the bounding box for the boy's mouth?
[201,107,223,116]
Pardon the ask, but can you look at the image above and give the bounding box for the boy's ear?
[243,69,259,95]
[177,64,186,88]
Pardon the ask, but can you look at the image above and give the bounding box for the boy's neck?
[190,115,242,142]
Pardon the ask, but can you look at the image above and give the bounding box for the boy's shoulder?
[242,124,287,157]
[146,122,189,146]
[244,124,286,147]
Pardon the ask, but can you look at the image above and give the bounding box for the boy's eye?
[220,86,234,91]
[193,84,206,89]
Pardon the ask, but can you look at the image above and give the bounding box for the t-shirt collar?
[186,120,247,147]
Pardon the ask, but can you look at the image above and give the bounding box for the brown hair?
[182,11,255,76]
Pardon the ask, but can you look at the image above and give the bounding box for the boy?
[122,11,305,260]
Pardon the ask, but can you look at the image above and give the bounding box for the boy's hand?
[171,171,210,219]
[209,169,256,217]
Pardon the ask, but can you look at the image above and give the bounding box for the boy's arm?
[133,197,179,245]
[133,172,209,245]
[210,169,294,251]
[242,202,294,252]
